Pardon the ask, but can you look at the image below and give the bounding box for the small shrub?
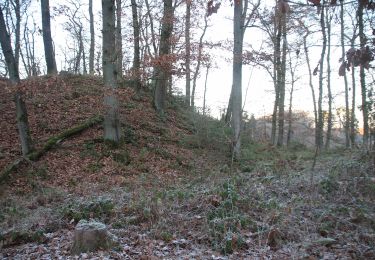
[61,197,115,223]
[112,150,131,165]
[87,162,104,173]
[207,180,249,254]
[320,175,338,194]
[179,112,231,153]
[159,231,173,242]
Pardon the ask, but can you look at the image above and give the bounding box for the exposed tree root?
[0,116,103,184]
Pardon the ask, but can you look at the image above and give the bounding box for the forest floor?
[0,75,374,259]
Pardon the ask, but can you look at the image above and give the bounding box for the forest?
[0,0,374,259]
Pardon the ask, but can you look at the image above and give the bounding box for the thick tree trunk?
[231,0,243,159]
[185,0,191,106]
[41,0,57,74]
[153,0,173,114]
[0,6,33,155]
[131,0,141,90]
[89,0,95,75]
[358,2,369,148]
[102,0,121,142]
[317,5,326,151]
[340,0,350,148]
[116,0,123,80]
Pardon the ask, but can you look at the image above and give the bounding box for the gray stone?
[71,219,118,255]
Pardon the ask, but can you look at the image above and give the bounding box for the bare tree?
[191,2,209,108]
[102,0,121,142]
[358,1,369,148]
[131,0,141,89]
[41,0,57,74]
[89,0,95,74]
[153,0,174,114]
[0,5,33,155]
[185,0,191,106]
[116,0,123,79]
[325,7,333,149]
[340,0,350,148]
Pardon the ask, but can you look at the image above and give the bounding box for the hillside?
[0,75,375,259]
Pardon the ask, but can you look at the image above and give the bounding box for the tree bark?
[144,0,158,55]
[131,0,141,90]
[116,0,123,80]
[0,6,33,155]
[286,53,295,147]
[203,64,210,116]
[317,5,326,151]
[303,34,318,149]
[102,0,121,142]
[325,10,332,150]
[89,0,95,74]
[153,0,174,115]
[41,0,57,74]
[231,0,244,159]
[185,0,191,106]
[358,2,369,148]
[350,59,356,146]
[340,0,350,148]
[271,7,281,146]
[11,0,21,72]
[276,11,287,147]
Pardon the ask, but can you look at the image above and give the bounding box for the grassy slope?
[0,75,374,259]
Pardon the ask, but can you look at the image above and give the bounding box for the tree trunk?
[191,14,208,108]
[144,0,157,55]
[286,54,295,147]
[271,8,281,146]
[82,37,87,74]
[317,5,326,151]
[131,0,141,90]
[358,2,369,148]
[325,10,332,150]
[89,0,95,75]
[102,0,121,142]
[185,0,191,106]
[340,0,350,148]
[203,64,210,116]
[276,11,287,147]
[12,0,21,72]
[303,34,318,149]
[116,0,123,80]
[350,60,356,146]
[231,0,244,159]
[0,6,33,155]
[224,90,233,123]
[41,0,57,74]
[153,0,173,115]
[74,27,83,74]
